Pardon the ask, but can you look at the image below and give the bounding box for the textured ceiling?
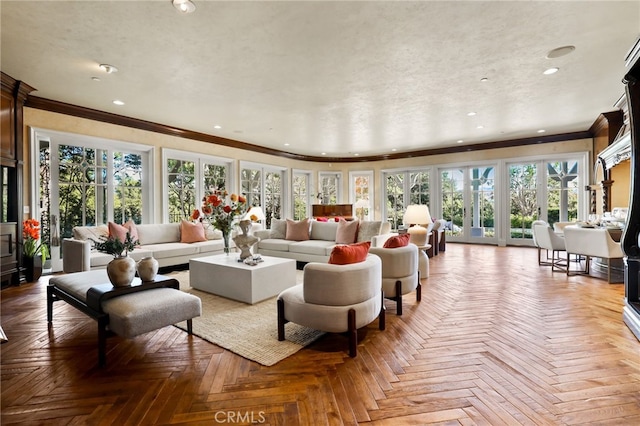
[1,0,639,157]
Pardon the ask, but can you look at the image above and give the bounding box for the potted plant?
[92,232,138,287]
[22,219,50,282]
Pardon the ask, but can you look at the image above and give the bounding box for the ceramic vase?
[137,256,159,282]
[107,256,136,287]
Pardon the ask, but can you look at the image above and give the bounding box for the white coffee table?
[189,255,297,304]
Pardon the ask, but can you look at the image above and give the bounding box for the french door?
[440,165,496,244]
[31,129,151,272]
[507,157,582,246]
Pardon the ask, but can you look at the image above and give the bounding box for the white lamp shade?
[403,205,432,226]
[246,206,266,221]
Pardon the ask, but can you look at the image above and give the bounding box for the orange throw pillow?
[382,233,411,248]
[329,241,371,265]
[180,220,207,243]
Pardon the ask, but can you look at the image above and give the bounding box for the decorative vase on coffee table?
[137,256,159,282]
[107,256,136,287]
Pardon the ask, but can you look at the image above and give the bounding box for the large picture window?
[383,169,430,229]
[292,170,311,220]
[241,162,286,229]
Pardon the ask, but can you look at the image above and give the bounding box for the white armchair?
[277,255,385,357]
[369,244,420,315]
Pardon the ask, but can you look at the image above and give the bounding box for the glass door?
[440,165,496,243]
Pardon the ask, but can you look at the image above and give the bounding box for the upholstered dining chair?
[277,255,385,357]
[369,243,420,315]
[531,219,550,265]
[563,225,625,283]
[533,222,568,272]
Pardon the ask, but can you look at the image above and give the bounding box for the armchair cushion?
[329,241,370,265]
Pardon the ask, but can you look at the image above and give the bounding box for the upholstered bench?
[48,270,201,366]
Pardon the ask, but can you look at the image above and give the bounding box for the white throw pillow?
[271,219,287,239]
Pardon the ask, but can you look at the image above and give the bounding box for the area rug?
[168,270,324,366]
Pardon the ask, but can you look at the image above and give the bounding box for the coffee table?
[189,255,297,304]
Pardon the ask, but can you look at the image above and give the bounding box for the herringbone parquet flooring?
[1,244,639,425]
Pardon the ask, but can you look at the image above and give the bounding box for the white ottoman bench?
[48,270,201,367]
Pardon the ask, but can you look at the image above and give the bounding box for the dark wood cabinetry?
[311,204,353,220]
[1,72,35,286]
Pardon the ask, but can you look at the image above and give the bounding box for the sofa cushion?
[383,233,411,248]
[357,220,382,243]
[258,239,293,252]
[289,240,336,256]
[286,218,310,241]
[180,220,207,243]
[329,241,371,265]
[73,225,109,242]
[310,220,339,241]
[108,220,139,243]
[190,239,225,253]
[136,223,181,245]
[271,219,287,239]
[142,242,199,259]
[335,219,358,244]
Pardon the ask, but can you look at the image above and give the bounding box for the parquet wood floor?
[1,244,639,425]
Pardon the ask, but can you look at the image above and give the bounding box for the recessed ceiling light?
[391,148,397,152]
[543,67,559,75]
[457,140,464,144]
[467,112,477,116]
[172,0,196,14]
[476,125,484,129]
[213,125,221,129]
[91,77,101,82]
[537,129,546,133]
[99,64,118,74]
[112,100,125,106]
[321,152,326,156]
[480,78,488,82]
[546,45,575,59]
[284,143,290,146]
[354,153,359,156]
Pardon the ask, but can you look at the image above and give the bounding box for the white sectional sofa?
[62,223,226,273]
[254,219,394,263]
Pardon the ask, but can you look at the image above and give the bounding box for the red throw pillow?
[180,220,207,243]
[316,217,328,222]
[383,233,411,248]
[329,241,371,265]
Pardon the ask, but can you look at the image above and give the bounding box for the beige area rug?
[168,270,324,366]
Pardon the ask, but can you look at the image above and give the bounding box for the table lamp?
[403,205,432,246]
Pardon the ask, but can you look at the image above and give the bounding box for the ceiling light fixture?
[543,67,559,75]
[467,112,477,116]
[172,0,196,14]
[457,140,464,144]
[537,129,546,133]
[213,125,221,129]
[546,45,575,59]
[112,100,125,106]
[99,64,118,74]
[480,77,488,82]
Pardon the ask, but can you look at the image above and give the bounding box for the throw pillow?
[285,218,310,241]
[356,220,382,243]
[382,233,411,248]
[180,220,207,243]
[316,217,328,222]
[108,220,139,244]
[329,241,371,265]
[271,219,287,239]
[335,218,359,244]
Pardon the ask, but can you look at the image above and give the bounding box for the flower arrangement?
[22,219,49,263]
[191,189,248,252]
[92,233,138,258]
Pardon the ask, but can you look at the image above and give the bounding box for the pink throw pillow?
[109,220,139,244]
[285,218,310,241]
[382,233,411,248]
[335,218,359,244]
[180,220,207,243]
[329,241,371,265]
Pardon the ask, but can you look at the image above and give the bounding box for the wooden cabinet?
[1,72,35,286]
[311,204,354,220]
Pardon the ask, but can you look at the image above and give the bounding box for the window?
[163,149,233,223]
[318,172,342,204]
[383,169,430,229]
[241,162,286,228]
[349,171,373,220]
[293,170,311,220]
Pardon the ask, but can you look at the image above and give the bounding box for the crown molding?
[25,95,593,163]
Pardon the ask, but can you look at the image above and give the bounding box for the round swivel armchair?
[277,255,385,357]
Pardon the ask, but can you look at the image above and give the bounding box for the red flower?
[238,195,246,203]
[202,206,212,215]
[191,209,200,220]
[223,205,232,213]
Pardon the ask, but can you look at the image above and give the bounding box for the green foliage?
[92,233,137,258]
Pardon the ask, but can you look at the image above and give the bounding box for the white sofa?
[254,219,394,263]
[62,223,226,273]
